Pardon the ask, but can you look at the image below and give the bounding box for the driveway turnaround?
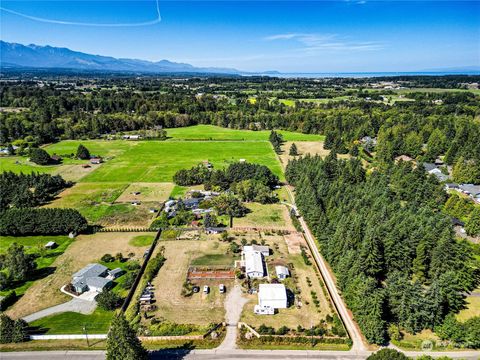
[216,284,249,350]
[22,298,97,323]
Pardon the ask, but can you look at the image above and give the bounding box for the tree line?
[285,153,480,345]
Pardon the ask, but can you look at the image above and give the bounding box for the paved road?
[22,298,97,323]
[216,284,249,350]
[3,349,480,360]
[284,186,367,352]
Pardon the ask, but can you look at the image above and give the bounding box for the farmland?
[165,125,324,141]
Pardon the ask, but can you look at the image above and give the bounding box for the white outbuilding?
[258,283,288,309]
[244,250,265,278]
[275,265,290,280]
[243,245,270,257]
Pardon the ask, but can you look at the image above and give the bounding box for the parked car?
[203,285,209,294]
[219,284,226,293]
[192,286,200,293]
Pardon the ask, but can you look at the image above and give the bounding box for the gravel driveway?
[216,284,249,350]
[22,298,97,323]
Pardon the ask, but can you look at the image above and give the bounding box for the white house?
[243,245,270,257]
[258,283,288,309]
[275,265,290,280]
[244,250,265,278]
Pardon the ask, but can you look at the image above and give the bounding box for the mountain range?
[0,41,247,75]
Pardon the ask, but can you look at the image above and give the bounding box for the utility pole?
[83,324,90,347]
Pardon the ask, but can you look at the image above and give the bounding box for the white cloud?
[264,33,385,52]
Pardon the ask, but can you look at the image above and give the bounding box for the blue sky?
[1,1,479,72]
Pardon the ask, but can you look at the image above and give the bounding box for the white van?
[219,284,225,293]
[203,285,209,294]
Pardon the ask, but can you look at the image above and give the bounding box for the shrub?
[96,290,123,310]
[121,271,138,290]
[125,260,141,271]
[101,254,115,263]
[366,348,408,360]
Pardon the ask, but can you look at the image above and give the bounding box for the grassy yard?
[129,235,155,247]
[190,253,236,266]
[6,232,151,319]
[29,308,114,334]
[165,125,323,142]
[0,236,74,297]
[233,203,294,230]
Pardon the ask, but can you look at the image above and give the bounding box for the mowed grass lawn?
[29,308,114,334]
[166,125,324,141]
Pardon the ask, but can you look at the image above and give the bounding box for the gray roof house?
[71,263,112,294]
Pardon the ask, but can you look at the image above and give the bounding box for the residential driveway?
[22,298,97,323]
[216,284,249,350]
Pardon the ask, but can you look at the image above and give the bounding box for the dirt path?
[285,186,368,352]
[216,284,248,350]
[22,298,96,323]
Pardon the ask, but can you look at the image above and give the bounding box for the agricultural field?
[115,182,174,202]
[165,125,324,142]
[236,231,335,329]
[232,203,295,230]
[150,236,236,326]
[84,141,283,182]
[0,236,74,297]
[6,232,151,319]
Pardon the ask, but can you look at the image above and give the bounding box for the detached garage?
[258,283,288,309]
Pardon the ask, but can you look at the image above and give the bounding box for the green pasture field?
[45,182,129,222]
[0,236,73,297]
[165,125,323,141]
[75,140,284,182]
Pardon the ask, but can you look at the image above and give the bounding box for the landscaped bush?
[96,290,123,310]
[121,271,138,290]
[148,320,201,336]
[101,254,115,263]
[125,260,141,271]
[0,208,88,235]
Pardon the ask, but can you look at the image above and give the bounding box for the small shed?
[45,241,57,249]
[275,265,290,280]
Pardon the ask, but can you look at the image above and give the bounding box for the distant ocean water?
[253,71,480,78]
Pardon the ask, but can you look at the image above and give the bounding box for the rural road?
[216,284,249,350]
[3,349,480,360]
[284,185,367,352]
[22,298,97,323]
